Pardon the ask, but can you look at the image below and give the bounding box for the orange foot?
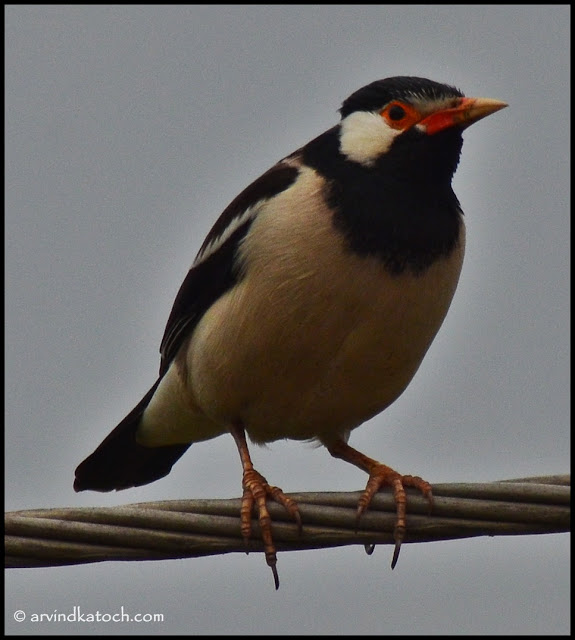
[328,440,433,568]
[231,425,302,589]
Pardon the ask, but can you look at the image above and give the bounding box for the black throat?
[302,125,464,276]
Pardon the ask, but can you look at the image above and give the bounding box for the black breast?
[303,125,464,276]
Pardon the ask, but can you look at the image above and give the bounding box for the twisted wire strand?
[5,475,569,568]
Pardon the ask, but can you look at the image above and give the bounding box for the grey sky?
[5,5,569,635]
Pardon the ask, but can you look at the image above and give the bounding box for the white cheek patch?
[339,111,400,167]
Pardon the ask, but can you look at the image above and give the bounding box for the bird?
[74,76,507,588]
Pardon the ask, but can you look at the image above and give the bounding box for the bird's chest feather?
[187,168,465,443]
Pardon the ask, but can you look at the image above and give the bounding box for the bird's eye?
[380,101,420,130]
[388,105,406,121]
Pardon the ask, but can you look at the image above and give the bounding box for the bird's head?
[338,76,507,170]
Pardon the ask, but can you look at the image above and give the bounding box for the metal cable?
[5,475,569,568]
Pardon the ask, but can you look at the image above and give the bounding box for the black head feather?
[339,76,464,118]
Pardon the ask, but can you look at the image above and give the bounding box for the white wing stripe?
[193,200,267,267]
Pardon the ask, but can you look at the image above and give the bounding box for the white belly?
[184,168,465,446]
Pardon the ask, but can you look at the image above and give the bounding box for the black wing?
[74,159,300,492]
[158,160,299,374]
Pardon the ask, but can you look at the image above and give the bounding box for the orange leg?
[327,439,433,568]
[230,424,302,589]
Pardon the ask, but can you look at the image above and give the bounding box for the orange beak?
[420,97,508,135]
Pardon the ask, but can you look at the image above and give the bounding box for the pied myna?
[74,76,507,587]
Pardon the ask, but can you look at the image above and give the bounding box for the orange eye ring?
[380,101,420,130]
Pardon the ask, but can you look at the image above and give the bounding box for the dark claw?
[391,525,405,569]
[270,562,280,590]
[294,511,303,536]
[391,542,401,569]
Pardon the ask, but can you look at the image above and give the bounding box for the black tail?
[74,380,191,492]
